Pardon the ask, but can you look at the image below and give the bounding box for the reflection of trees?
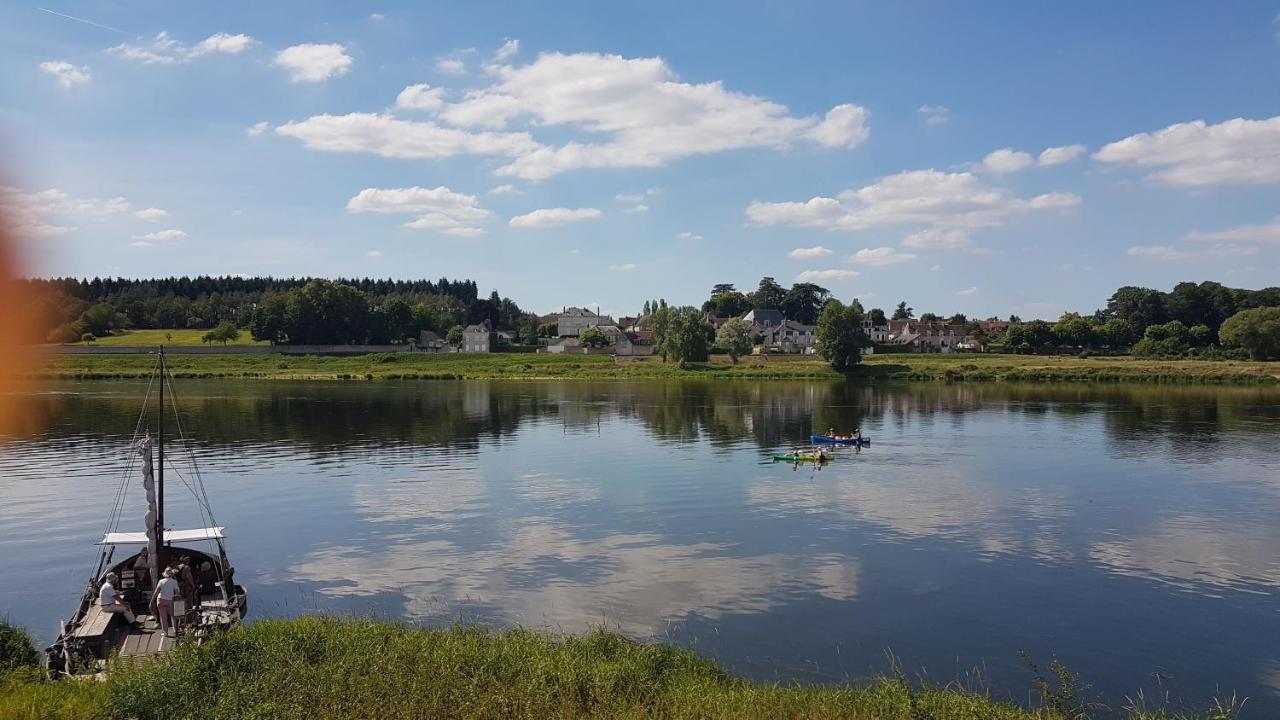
[15,380,1280,460]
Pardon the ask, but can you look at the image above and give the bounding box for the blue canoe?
[810,434,870,446]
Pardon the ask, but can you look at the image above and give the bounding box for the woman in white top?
[151,567,180,637]
[99,572,136,624]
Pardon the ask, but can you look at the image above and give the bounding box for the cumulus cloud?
[901,228,969,250]
[189,33,257,57]
[509,207,602,228]
[0,185,130,238]
[487,184,521,196]
[432,51,868,179]
[848,247,917,266]
[134,207,168,221]
[747,169,1079,232]
[608,263,637,272]
[275,113,540,160]
[274,43,352,83]
[1184,217,1280,244]
[395,84,446,112]
[130,228,188,246]
[796,269,858,282]
[39,61,90,88]
[956,286,980,296]
[435,58,466,75]
[107,31,186,64]
[493,39,519,62]
[246,121,269,137]
[675,231,703,241]
[347,186,490,237]
[982,148,1034,173]
[788,246,832,258]
[917,105,950,125]
[1126,244,1258,261]
[1038,144,1086,166]
[1094,116,1280,186]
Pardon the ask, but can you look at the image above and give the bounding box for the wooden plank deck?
[116,616,175,659]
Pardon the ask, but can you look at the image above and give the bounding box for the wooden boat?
[45,349,247,677]
[809,434,870,446]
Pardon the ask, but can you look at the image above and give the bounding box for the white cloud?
[509,207,602,228]
[608,263,637,272]
[675,231,703,241]
[901,228,969,250]
[274,43,352,83]
[1184,216,1280,244]
[130,228,188,246]
[107,31,186,64]
[395,84,446,112]
[1094,116,1280,186]
[246,121,269,137]
[956,286,980,296]
[1126,244,1259,261]
[0,185,130,238]
[747,169,1079,232]
[788,245,832,258]
[275,113,541,160]
[189,33,257,57]
[365,250,383,259]
[435,51,867,180]
[982,148,1034,173]
[493,39,519,62]
[39,61,90,88]
[808,104,870,148]
[917,105,950,125]
[1038,144,1085,166]
[487,184,521,196]
[346,186,490,237]
[848,247,917,266]
[435,58,466,75]
[623,204,649,214]
[796,269,859,283]
[133,207,168,221]
[369,13,385,21]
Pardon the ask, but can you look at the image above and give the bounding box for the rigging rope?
[89,366,158,581]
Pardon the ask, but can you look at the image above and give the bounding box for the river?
[2,380,1278,713]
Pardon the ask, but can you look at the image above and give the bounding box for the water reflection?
[1,379,1278,713]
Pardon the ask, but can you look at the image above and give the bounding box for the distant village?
[423,306,1011,356]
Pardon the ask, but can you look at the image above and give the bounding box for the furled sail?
[137,435,159,587]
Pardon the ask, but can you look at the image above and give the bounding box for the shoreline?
[31,352,1280,385]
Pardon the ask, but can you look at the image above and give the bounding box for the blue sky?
[1,1,1277,318]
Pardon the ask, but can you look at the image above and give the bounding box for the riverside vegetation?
[37,351,1280,384]
[0,618,1244,720]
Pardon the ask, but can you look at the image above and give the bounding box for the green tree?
[1131,320,1191,357]
[376,298,415,343]
[892,302,913,321]
[579,327,609,348]
[706,290,752,318]
[653,306,710,363]
[1053,313,1095,348]
[79,302,128,337]
[202,320,240,346]
[1023,319,1056,349]
[715,318,753,364]
[751,277,786,310]
[445,325,464,346]
[869,308,887,326]
[289,280,372,345]
[47,322,82,344]
[1096,318,1136,348]
[947,313,968,325]
[919,312,940,324]
[1106,286,1168,329]
[817,299,870,371]
[1219,307,1280,360]
[642,300,651,316]
[250,293,291,345]
[536,322,558,338]
[781,282,830,325]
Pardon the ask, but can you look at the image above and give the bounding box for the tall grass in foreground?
[0,618,1245,720]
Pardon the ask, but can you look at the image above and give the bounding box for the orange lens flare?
[0,206,39,437]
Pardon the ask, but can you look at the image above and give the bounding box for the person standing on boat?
[178,556,198,609]
[151,567,179,637]
[99,573,137,625]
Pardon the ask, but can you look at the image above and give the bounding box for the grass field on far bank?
[0,618,1238,720]
[34,350,1279,384]
[69,328,268,347]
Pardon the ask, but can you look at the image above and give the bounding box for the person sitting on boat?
[99,573,137,625]
[151,567,180,638]
[852,427,861,441]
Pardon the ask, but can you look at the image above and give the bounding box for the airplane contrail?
[37,7,137,38]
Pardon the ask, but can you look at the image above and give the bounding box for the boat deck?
[116,615,177,660]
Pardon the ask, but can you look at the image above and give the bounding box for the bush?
[0,620,38,672]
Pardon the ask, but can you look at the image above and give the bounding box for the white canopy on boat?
[97,527,226,545]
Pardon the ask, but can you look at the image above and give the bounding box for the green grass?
[62,329,267,347]
[0,618,1241,720]
[34,350,1280,384]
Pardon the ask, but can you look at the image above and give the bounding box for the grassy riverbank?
[34,350,1280,384]
[0,618,1236,720]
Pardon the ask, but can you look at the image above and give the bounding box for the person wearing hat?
[99,572,137,624]
[150,567,180,637]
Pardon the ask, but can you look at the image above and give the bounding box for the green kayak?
[773,453,830,463]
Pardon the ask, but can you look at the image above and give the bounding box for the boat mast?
[156,347,165,551]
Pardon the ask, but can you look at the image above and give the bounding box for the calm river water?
[2,380,1279,713]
